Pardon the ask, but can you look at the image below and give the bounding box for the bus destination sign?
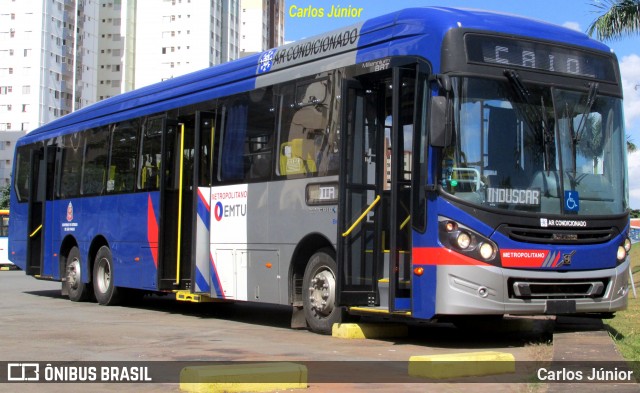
[465,34,616,82]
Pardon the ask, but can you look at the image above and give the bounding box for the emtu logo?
[213,202,247,222]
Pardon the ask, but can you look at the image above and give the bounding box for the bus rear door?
[156,117,195,290]
[26,145,58,277]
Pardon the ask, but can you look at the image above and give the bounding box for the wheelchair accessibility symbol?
[564,191,580,212]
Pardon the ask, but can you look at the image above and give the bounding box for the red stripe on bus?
[198,189,210,212]
[412,247,490,266]
[147,195,159,268]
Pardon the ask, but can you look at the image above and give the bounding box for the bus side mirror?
[430,96,450,147]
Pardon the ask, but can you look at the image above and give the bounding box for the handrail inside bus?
[400,215,411,230]
[342,195,381,238]
[30,224,43,238]
[175,123,185,286]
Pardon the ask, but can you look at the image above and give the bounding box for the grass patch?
[603,244,640,363]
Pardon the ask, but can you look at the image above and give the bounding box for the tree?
[0,184,9,210]
[587,0,640,41]
[629,135,638,152]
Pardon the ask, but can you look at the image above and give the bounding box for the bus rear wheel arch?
[93,246,122,306]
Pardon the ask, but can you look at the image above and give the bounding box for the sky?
[284,0,640,209]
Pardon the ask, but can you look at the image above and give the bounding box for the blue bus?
[9,7,630,334]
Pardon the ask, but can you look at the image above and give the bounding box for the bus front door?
[338,80,381,307]
[338,67,415,313]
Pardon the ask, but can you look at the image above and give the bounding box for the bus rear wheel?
[93,246,122,306]
[303,248,342,334]
[64,246,91,302]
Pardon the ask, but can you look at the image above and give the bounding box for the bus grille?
[500,225,615,245]
[508,278,609,299]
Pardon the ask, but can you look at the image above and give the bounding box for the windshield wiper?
[540,95,553,174]
[568,82,599,180]
[504,69,554,172]
[574,82,599,142]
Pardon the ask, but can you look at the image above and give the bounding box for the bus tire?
[303,248,341,334]
[93,246,122,306]
[64,246,91,302]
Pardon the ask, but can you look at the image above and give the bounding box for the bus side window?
[219,88,275,182]
[278,74,338,178]
[14,145,33,202]
[108,122,139,193]
[220,101,248,181]
[81,127,109,196]
[138,117,163,191]
[60,132,85,199]
[246,88,275,181]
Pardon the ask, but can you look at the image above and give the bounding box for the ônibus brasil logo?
[213,202,247,222]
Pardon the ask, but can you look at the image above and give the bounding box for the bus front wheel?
[64,246,91,302]
[303,248,341,334]
[93,246,122,306]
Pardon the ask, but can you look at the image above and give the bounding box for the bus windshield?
[442,76,628,216]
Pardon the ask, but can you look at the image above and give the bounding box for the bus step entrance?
[159,278,190,290]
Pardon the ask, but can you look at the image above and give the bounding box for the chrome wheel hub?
[308,269,335,316]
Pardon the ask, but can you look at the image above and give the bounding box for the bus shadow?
[126,294,294,330]
[23,288,571,348]
[24,289,66,300]
[22,288,293,330]
[391,316,556,350]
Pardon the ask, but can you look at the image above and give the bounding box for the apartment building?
[240,0,284,57]
[132,0,241,88]
[0,0,99,184]
[98,0,126,100]
[0,0,269,184]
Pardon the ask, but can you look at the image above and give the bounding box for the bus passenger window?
[219,87,275,182]
[108,122,139,193]
[278,74,339,178]
[81,127,109,195]
[246,88,275,181]
[138,118,163,191]
[60,132,85,198]
[220,102,248,181]
[14,145,34,202]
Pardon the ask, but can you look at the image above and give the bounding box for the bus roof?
[18,6,613,145]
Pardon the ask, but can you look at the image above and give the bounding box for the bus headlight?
[617,246,626,262]
[617,237,631,263]
[438,217,500,265]
[479,242,496,261]
[456,232,471,249]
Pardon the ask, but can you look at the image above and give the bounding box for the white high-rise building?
[132,0,240,88]
[96,0,242,91]
[98,0,126,100]
[0,0,99,184]
[0,0,255,184]
[240,0,284,57]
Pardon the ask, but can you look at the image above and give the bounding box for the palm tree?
[587,0,640,40]
[629,135,638,152]
[588,2,639,152]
